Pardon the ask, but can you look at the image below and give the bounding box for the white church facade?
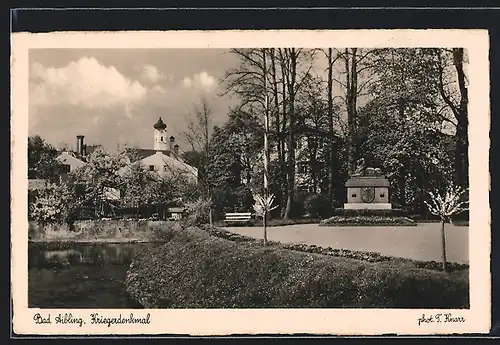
[122,117,198,183]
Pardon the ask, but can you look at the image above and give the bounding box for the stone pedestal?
[344,176,391,210]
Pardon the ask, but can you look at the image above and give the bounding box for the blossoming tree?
[253,193,278,246]
[424,184,469,271]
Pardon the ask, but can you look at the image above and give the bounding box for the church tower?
[153,117,168,151]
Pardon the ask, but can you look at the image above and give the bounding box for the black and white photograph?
[11,30,491,335]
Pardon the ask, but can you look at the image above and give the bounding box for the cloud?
[140,64,165,83]
[30,57,147,109]
[196,71,216,89]
[181,71,217,91]
[182,77,193,88]
[152,85,167,94]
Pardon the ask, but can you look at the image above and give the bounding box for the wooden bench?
[223,212,253,224]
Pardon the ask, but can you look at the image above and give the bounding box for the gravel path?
[225,223,469,264]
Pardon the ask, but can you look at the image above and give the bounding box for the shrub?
[211,186,254,220]
[147,221,186,242]
[320,215,416,226]
[126,227,469,308]
[291,192,307,218]
[183,198,211,226]
[304,194,334,218]
[29,186,63,224]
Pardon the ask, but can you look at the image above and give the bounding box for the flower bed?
[214,218,322,228]
[333,208,406,217]
[320,215,417,226]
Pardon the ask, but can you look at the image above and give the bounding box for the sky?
[28,48,243,152]
[30,48,454,153]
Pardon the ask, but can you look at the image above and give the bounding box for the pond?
[28,242,150,308]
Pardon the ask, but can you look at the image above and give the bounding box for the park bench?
[223,212,253,225]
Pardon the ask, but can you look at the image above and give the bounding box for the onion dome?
[154,117,167,130]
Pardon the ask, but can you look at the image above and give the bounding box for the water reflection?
[28,242,148,308]
[29,242,147,268]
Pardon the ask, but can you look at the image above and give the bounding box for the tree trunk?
[440,219,448,272]
[327,48,336,202]
[270,49,284,215]
[452,48,469,189]
[262,48,269,245]
[345,48,358,175]
[398,100,406,207]
[284,49,297,219]
[280,57,288,218]
[437,48,469,189]
[350,48,359,163]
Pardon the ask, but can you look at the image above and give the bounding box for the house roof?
[140,151,198,178]
[56,144,101,162]
[85,144,101,157]
[56,152,86,168]
[126,148,172,161]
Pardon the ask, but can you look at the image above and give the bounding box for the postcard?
[11,29,491,335]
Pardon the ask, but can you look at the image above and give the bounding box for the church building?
[53,117,198,185]
[123,117,198,183]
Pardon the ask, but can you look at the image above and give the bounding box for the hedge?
[126,226,469,308]
[320,215,417,226]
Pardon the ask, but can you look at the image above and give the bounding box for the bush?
[304,194,334,218]
[147,221,186,242]
[29,185,67,224]
[126,226,469,308]
[320,215,416,226]
[290,192,307,218]
[211,186,254,221]
[183,198,211,226]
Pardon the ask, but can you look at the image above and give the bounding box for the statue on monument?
[351,158,383,177]
[345,157,391,210]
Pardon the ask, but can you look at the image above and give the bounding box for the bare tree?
[322,48,341,201]
[436,48,469,188]
[180,97,215,224]
[330,48,378,175]
[182,97,213,153]
[279,48,316,219]
[223,48,316,219]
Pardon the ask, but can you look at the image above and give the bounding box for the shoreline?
[29,238,152,244]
